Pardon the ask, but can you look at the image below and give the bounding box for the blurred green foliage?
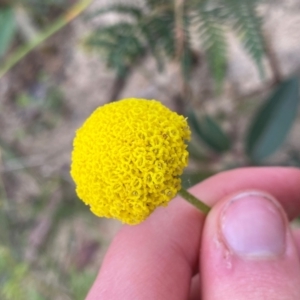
[0,246,96,300]
[0,6,16,58]
[0,0,300,299]
[188,112,231,153]
[82,0,299,186]
[0,2,99,299]
[184,76,300,188]
[246,77,299,162]
[85,0,265,90]
[0,0,68,59]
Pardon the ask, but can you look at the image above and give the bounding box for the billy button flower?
[70,98,210,225]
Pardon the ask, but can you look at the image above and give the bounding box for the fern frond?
[194,5,227,91]
[225,0,265,77]
[86,4,143,20]
[146,0,173,9]
[133,8,176,72]
[143,10,176,58]
[85,22,145,76]
[88,22,140,42]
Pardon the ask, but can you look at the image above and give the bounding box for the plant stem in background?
[178,188,211,215]
[263,32,282,84]
[0,0,93,79]
[174,0,185,59]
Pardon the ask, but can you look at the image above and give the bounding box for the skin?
[86,167,300,299]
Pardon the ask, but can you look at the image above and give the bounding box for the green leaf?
[194,5,227,91]
[246,77,299,162]
[0,6,16,58]
[188,110,231,153]
[225,0,265,77]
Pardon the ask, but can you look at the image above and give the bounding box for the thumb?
[201,191,300,300]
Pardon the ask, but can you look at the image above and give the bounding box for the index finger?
[86,167,300,300]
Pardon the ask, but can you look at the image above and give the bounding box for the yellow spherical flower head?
[70,98,191,225]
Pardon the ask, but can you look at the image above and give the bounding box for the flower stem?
[178,188,210,215]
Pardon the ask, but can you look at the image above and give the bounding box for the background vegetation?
[0,0,300,299]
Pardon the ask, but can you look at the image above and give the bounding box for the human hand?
[86,167,300,299]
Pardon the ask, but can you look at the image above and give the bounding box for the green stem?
[0,0,93,79]
[178,188,210,215]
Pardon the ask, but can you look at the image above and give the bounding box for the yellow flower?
[70,98,190,225]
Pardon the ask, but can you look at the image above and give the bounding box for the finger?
[193,167,300,220]
[87,195,203,299]
[189,274,201,300]
[201,191,300,300]
[87,167,300,299]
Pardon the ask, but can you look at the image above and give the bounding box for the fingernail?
[221,192,286,258]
